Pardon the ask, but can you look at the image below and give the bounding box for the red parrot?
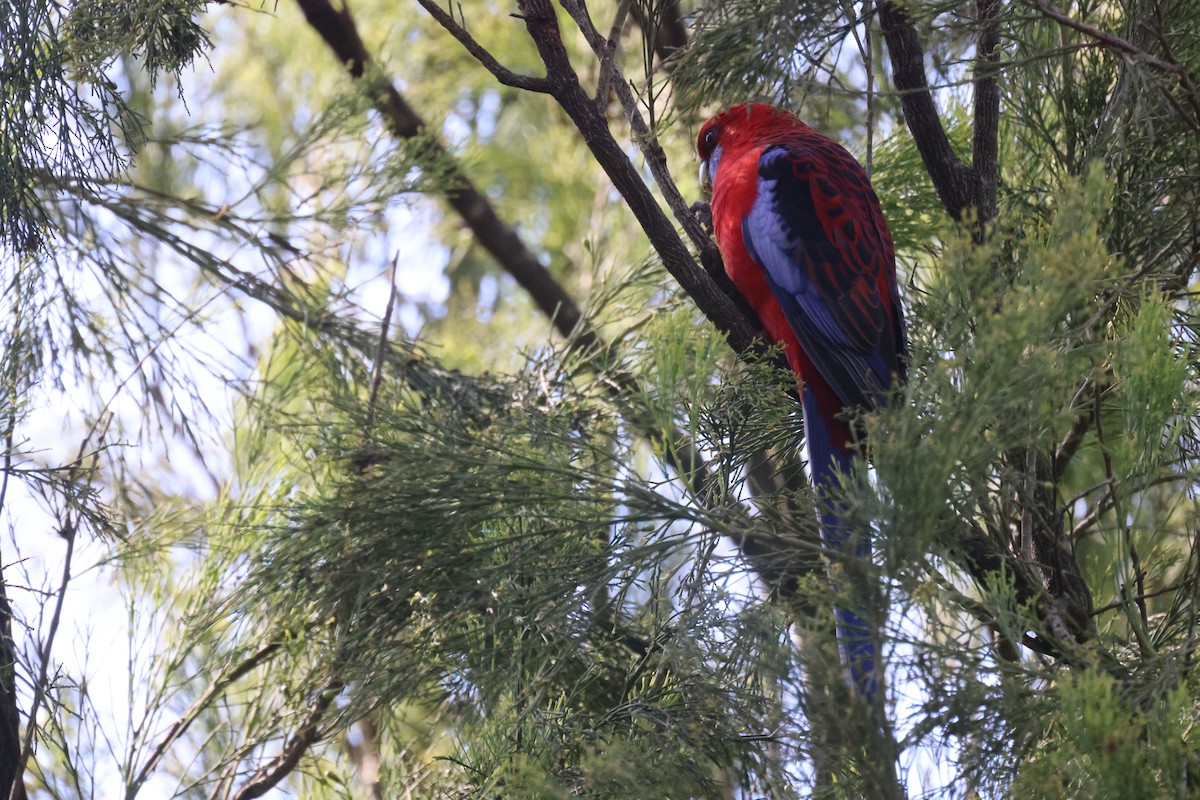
[697,103,907,701]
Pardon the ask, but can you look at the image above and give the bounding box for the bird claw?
[690,200,713,235]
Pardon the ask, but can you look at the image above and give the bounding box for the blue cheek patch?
[709,145,723,183]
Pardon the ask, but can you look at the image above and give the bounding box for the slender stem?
[9,515,76,800]
[415,0,554,92]
[1091,390,1154,657]
[128,642,283,796]
[364,253,399,434]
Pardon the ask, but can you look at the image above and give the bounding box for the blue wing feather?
[743,145,904,411]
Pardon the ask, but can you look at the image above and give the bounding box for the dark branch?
[295,0,817,597]
[516,0,765,356]
[1053,385,1097,478]
[877,0,977,220]
[595,0,632,105]
[0,412,23,800]
[973,0,1002,230]
[293,0,589,346]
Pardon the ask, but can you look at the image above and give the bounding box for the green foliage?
[214,320,803,797]
[0,0,211,252]
[1109,291,1190,479]
[1012,670,1195,799]
[672,0,842,112]
[872,166,1116,561]
[7,0,1200,797]
[66,0,210,84]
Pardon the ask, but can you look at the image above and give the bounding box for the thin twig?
[563,0,718,254]
[864,0,875,175]
[1029,0,1185,73]
[844,0,875,175]
[7,420,105,800]
[515,0,767,355]
[1070,469,1188,541]
[595,0,633,106]
[1090,387,1154,657]
[1053,388,1096,478]
[130,641,283,794]
[413,0,553,92]
[364,253,400,433]
[1091,581,1185,617]
[1030,1,1200,133]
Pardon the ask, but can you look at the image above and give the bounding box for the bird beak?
[698,160,712,198]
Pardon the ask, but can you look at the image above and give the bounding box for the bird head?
[697,103,808,197]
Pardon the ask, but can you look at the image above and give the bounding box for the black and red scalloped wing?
[741,139,906,410]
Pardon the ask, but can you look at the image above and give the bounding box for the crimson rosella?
[697,103,907,701]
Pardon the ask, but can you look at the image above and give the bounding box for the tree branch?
[8,420,107,800]
[877,0,977,220]
[130,641,283,795]
[293,0,589,346]
[1028,0,1200,133]
[973,0,1002,230]
[232,680,343,800]
[411,0,554,92]
[558,0,763,332]
[293,0,819,599]
[0,426,22,800]
[515,0,764,355]
[1029,0,1186,73]
[595,0,633,105]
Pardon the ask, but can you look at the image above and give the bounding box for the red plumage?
[697,103,906,700]
[697,103,906,427]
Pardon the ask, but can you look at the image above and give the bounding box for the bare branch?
[543,0,765,354]
[231,681,343,800]
[130,641,283,794]
[9,472,89,800]
[558,0,710,252]
[595,0,633,106]
[292,0,591,346]
[364,253,399,434]
[1053,385,1098,478]
[973,0,1002,230]
[413,0,554,92]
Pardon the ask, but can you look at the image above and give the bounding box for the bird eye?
[702,128,719,153]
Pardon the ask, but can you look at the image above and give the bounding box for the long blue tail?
[801,386,878,702]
